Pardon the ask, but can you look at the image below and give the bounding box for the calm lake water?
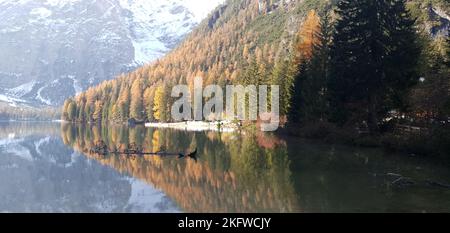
[0,121,449,213]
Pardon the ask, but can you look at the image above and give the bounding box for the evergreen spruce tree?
[288,62,308,124]
[288,9,324,124]
[271,57,295,116]
[328,0,420,133]
[307,11,333,121]
[241,59,261,119]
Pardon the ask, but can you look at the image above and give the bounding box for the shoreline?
[0,119,61,123]
[145,121,238,132]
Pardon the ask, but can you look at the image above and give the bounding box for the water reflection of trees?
[60,123,298,212]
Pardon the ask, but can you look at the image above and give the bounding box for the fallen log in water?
[89,143,198,161]
[385,173,450,189]
[426,180,450,189]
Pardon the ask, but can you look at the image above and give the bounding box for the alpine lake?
[0,121,449,213]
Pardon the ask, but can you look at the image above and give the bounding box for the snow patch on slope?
[132,40,166,65]
[119,0,225,65]
[30,7,52,18]
[68,75,83,95]
[0,94,28,107]
[182,0,225,21]
[36,85,52,106]
[44,0,79,7]
[118,0,183,64]
[8,81,36,97]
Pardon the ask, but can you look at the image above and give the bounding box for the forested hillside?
[62,0,336,123]
[62,0,449,154]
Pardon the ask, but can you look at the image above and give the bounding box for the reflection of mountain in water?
[0,122,179,213]
[61,123,298,213]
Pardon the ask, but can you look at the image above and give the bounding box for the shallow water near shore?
[0,121,449,213]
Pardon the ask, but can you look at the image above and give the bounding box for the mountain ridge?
[0,0,223,107]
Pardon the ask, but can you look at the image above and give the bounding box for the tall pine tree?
[328,0,420,133]
[288,10,324,124]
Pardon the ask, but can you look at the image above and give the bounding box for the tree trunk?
[367,92,380,134]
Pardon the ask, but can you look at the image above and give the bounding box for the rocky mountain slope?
[0,0,223,107]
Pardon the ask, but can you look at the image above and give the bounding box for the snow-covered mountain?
[0,0,223,107]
